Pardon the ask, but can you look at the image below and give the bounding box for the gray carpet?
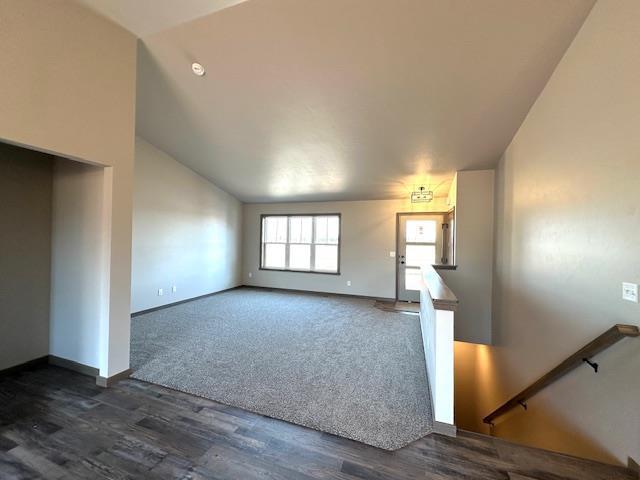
[130,288,433,450]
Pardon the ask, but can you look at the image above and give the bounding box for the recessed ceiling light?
[191,62,205,77]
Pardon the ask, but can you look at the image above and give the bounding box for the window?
[404,219,437,268]
[261,214,340,274]
[401,218,439,294]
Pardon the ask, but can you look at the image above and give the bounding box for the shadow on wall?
[455,329,638,466]
[490,395,628,467]
[452,148,640,467]
[0,142,53,370]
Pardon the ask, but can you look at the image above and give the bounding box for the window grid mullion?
[285,217,291,270]
[310,216,316,272]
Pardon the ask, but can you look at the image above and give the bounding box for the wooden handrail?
[422,264,458,311]
[483,324,639,425]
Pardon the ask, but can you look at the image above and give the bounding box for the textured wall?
[459,0,640,466]
[131,138,243,313]
[0,143,52,370]
[49,158,105,369]
[242,198,451,300]
[0,0,137,376]
[440,170,495,344]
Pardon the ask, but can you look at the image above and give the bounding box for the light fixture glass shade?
[411,187,434,203]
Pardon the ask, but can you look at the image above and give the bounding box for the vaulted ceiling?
[83,0,595,202]
[76,0,247,37]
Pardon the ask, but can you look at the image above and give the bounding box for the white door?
[397,214,442,302]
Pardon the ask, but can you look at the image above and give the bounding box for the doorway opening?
[0,139,110,378]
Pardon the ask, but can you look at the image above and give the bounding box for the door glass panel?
[405,268,423,291]
[405,244,436,267]
[406,220,437,243]
[289,244,311,270]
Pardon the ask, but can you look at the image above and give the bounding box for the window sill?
[259,267,341,276]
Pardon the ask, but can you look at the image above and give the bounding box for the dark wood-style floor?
[0,366,634,480]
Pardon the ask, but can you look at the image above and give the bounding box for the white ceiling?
[132,0,594,203]
[76,0,247,37]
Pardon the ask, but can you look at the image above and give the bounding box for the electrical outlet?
[158,288,164,296]
[347,280,351,287]
[172,285,177,293]
[248,272,253,278]
[389,251,396,258]
[622,282,638,303]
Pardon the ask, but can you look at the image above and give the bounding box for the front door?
[397,214,442,302]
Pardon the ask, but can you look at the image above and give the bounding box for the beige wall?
[244,185,494,345]
[49,158,106,369]
[441,170,495,344]
[243,198,450,299]
[458,0,640,466]
[0,143,53,370]
[0,0,135,169]
[131,138,243,312]
[0,0,137,377]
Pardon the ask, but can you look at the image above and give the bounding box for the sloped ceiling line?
[80,0,595,203]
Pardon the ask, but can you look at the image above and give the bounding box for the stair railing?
[483,324,639,426]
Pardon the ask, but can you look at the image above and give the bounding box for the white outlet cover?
[248,272,253,278]
[389,251,396,258]
[172,286,177,293]
[347,280,351,286]
[158,288,164,296]
[622,282,638,303]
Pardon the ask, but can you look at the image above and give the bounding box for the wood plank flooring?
[0,365,635,480]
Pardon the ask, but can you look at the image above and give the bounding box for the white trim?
[419,285,456,429]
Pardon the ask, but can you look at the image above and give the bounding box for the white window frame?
[260,214,341,275]
[404,219,439,267]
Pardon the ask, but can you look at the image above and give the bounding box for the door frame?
[395,211,451,301]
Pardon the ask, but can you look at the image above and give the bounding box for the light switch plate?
[622,282,638,303]
[172,285,177,293]
[158,288,164,296]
